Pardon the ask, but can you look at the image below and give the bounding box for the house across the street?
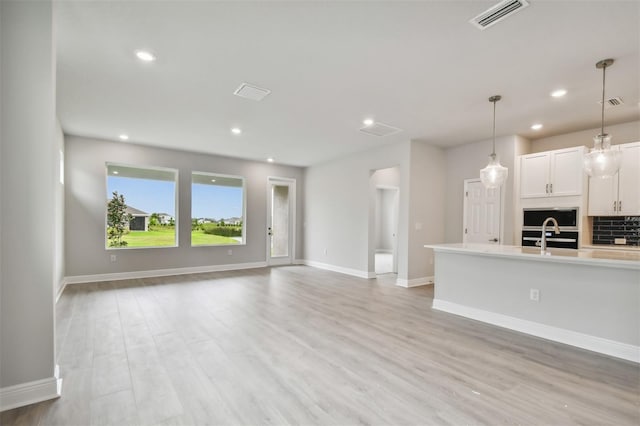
[126,206,149,231]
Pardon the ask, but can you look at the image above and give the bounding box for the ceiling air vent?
[469,0,530,30]
[359,122,402,137]
[598,97,624,108]
[233,83,271,101]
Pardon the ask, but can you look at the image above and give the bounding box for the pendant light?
[583,58,622,178]
[480,95,508,189]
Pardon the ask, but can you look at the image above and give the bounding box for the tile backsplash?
[592,216,640,246]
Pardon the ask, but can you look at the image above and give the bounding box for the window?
[191,172,245,246]
[106,163,177,249]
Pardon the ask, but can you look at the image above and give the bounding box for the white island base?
[426,244,640,363]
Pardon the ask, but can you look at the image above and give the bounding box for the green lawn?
[111,227,238,247]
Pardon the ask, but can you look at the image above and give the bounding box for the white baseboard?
[301,260,374,279]
[432,299,640,363]
[64,261,268,285]
[396,276,433,288]
[0,365,62,412]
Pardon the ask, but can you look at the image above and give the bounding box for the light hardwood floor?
[2,266,639,425]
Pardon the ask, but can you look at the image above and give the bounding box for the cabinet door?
[550,147,584,197]
[520,153,549,198]
[618,142,640,215]
[588,174,618,215]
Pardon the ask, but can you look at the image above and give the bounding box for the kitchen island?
[425,243,640,362]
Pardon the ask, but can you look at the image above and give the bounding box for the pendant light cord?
[600,62,606,137]
[492,98,497,156]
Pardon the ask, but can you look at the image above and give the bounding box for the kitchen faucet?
[540,217,560,255]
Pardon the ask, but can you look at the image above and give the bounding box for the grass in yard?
[122,229,176,247]
[191,232,238,245]
[109,227,239,247]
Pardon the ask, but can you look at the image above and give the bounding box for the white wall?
[408,141,446,281]
[305,141,411,279]
[54,120,65,298]
[530,120,639,153]
[0,0,58,399]
[65,136,304,278]
[304,140,445,283]
[444,135,529,245]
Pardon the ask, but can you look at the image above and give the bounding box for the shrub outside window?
[191,172,245,246]
[106,163,178,249]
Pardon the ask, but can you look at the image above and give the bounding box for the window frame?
[190,170,247,247]
[105,162,179,250]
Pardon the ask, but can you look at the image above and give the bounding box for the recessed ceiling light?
[231,127,242,135]
[551,89,567,98]
[135,50,156,62]
[267,158,274,163]
[113,171,119,175]
[211,179,216,183]
[531,123,543,130]
[119,134,129,140]
[363,118,374,126]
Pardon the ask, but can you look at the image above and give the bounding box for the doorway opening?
[267,177,296,266]
[370,167,400,276]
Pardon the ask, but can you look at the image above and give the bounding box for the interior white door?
[267,178,295,266]
[463,179,502,244]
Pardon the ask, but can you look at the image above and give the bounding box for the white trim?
[293,259,305,265]
[432,299,640,363]
[55,279,67,303]
[64,261,268,285]
[396,276,433,288]
[302,260,374,279]
[266,177,296,267]
[0,365,62,412]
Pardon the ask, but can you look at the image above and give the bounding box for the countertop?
[424,243,640,270]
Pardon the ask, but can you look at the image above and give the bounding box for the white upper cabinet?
[589,142,640,216]
[520,146,585,198]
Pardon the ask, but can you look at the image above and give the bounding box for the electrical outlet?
[530,288,540,302]
[110,254,117,262]
[227,249,233,256]
[614,238,626,245]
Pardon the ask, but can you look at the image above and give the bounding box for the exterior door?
[267,178,295,265]
[463,179,502,244]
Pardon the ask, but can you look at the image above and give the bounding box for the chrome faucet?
[540,217,560,255]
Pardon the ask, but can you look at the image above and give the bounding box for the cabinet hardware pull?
[545,183,549,194]
[613,201,617,212]
[488,238,498,242]
[550,183,553,193]
[619,200,622,212]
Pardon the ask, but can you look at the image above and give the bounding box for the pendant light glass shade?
[480,153,509,188]
[583,58,621,178]
[583,134,622,178]
[480,95,508,189]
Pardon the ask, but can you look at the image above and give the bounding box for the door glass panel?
[271,185,289,257]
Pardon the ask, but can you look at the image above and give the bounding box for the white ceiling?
[56,1,640,167]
